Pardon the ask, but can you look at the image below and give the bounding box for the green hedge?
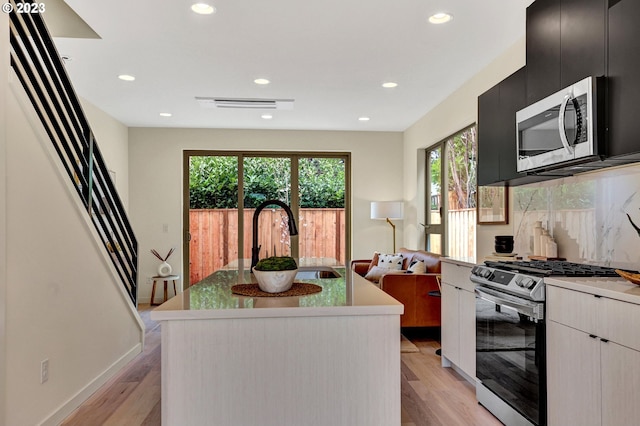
[189,156,345,209]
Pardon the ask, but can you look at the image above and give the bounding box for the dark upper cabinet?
[477,85,500,185]
[526,0,606,104]
[608,0,640,157]
[478,68,527,186]
[526,0,561,104]
[560,0,606,88]
[498,68,527,181]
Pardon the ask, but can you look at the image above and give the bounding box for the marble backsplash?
[513,163,640,270]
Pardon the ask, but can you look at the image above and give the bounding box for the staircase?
[7,0,138,304]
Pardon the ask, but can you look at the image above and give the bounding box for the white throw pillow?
[408,260,426,274]
[365,266,405,283]
[364,266,388,283]
[377,253,403,270]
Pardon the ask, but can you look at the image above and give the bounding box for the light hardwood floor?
[61,304,161,426]
[62,308,501,425]
[400,329,502,426]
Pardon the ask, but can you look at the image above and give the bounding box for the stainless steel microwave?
[516,76,603,173]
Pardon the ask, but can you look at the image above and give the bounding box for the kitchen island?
[150,266,403,426]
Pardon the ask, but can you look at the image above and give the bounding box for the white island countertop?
[151,267,403,321]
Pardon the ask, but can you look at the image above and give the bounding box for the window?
[425,125,477,258]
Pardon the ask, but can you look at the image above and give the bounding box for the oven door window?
[476,296,545,425]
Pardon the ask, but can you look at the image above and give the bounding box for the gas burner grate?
[484,260,626,277]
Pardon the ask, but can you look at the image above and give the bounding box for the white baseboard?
[38,343,143,426]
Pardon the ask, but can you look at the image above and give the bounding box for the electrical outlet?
[41,359,49,384]
[146,277,153,285]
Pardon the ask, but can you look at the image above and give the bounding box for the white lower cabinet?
[441,262,475,379]
[441,282,460,364]
[600,338,640,425]
[547,285,640,426]
[547,321,601,426]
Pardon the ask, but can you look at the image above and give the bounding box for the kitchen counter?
[545,276,640,304]
[440,255,478,268]
[151,268,403,426]
[151,266,403,320]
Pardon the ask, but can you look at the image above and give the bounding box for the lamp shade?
[371,201,404,220]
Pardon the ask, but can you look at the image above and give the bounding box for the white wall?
[4,73,143,426]
[1,11,9,426]
[129,128,403,302]
[81,97,130,210]
[402,37,526,259]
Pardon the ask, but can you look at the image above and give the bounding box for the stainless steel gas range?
[470,260,630,426]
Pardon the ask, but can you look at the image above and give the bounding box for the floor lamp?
[371,201,404,253]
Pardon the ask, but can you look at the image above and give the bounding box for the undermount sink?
[295,266,341,280]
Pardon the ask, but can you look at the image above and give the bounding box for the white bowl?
[253,269,298,293]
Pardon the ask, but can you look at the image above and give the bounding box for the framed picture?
[477,186,508,225]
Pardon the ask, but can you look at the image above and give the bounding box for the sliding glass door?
[184,152,350,286]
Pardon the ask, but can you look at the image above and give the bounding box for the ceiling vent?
[196,97,294,110]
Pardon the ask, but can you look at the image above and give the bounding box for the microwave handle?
[558,94,575,155]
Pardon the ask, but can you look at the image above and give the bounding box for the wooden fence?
[448,208,476,259]
[427,208,476,259]
[189,208,345,284]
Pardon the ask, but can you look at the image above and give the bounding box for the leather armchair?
[351,248,442,327]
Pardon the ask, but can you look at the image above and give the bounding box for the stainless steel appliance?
[470,260,630,426]
[516,76,603,174]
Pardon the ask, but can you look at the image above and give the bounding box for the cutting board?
[528,255,567,261]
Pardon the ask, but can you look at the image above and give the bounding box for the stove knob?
[472,266,486,277]
[481,269,492,278]
[522,277,534,288]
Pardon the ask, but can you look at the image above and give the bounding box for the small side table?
[151,275,179,306]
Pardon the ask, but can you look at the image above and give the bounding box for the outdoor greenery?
[447,127,477,209]
[298,157,345,208]
[189,156,239,209]
[430,126,477,210]
[189,155,345,209]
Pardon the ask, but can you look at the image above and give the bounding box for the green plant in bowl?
[253,256,298,293]
[254,256,297,271]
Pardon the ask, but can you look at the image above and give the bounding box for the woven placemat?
[231,282,322,297]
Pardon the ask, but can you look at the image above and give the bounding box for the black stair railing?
[7,0,138,304]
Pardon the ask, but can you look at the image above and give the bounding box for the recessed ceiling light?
[358,116,370,122]
[261,114,273,120]
[382,82,398,88]
[191,3,216,15]
[159,112,172,117]
[254,78,270,85]
[118,74,135,81]
[428,12,453,24]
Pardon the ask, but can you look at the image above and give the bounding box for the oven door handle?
[475,288,544,321]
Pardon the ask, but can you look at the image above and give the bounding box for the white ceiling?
[51,0,534,132]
